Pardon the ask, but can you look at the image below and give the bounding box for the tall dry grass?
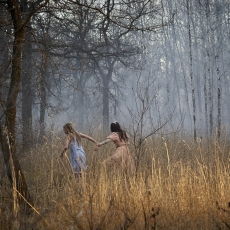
[1,132,230,229]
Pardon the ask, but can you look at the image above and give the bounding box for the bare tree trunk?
[216,57,221,139]
[202,4,210,137]
[204,63,209,136]
[171,24,183,119]
[72,70,89,129]
[191,17,202,118]
[187,0,196,141]
[22,25,33,151]
[94,56,115,131]
[102,73,110,131]
[208,56,213,137]
[72,71,84,127]
[215,0,222,139]
[165,53,170,103]
[204,2,214,137]
[39,53,47,141]
[177,42,192,126]
[0,0,33,208]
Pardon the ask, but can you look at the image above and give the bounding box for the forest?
[1,0,230,229]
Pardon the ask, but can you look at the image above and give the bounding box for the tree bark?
[0,0,32,208]
[22,25,33,151]
[187,0,196,141]
[215,0,222,139]
[216,57,221,139]
[102,74,110,130]
[204,63,209,136]
[39,53,47,141]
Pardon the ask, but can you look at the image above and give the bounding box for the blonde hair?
[63,123,81,145]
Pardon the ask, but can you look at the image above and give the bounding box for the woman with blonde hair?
[60,123,98,177]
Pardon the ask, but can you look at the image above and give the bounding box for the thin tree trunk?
[0,0,32,208]
[176,39,192,126]
[171,23,183,119]
[215,0,222,139]
[102,75,110,131]
[39,53,47,141]
[187,0,196,141]
[202,5,209,137]
[74,72,86,129]
[208,55,213,137]
[204,63,209,136]
[216,56,221,139]
[22,25,33,151]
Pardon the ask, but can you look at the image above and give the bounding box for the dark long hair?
[110,122,128,142]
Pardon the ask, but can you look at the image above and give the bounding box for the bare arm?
[98,138,112,147]
[60,138,69,157]
[79,133,98,144]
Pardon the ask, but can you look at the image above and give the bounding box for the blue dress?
[69,137,87,174]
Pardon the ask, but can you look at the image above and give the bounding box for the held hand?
[60,151,64,158]
[94,143,100,151]
[60,147,67,158]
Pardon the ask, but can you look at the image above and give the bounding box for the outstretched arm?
[79,133,98,144]
[98,138,112,147]
[60,138,69,157]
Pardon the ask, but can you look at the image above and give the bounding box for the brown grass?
[1,133,230,229]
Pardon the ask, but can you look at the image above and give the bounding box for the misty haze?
[1,0,230,229]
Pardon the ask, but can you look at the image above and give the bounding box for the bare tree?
[186,0,196,141]
[0,0,49,210]
[123,75,173,172]
[21,1,33,151]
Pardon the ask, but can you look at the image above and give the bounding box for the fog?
[1,0,230,142]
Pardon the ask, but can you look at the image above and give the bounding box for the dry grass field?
[1,132,230,229]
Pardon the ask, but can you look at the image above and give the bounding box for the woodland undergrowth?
[1,132,230,230]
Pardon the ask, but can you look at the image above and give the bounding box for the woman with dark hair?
[97,122,135,173]
[60,122,98,177]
